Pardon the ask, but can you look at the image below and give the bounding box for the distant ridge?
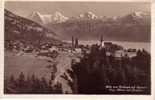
[46,11,151,42]
[26,10,151,42]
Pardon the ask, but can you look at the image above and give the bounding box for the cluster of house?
[102,42,137,59]
[5,39,138,59]
[5,40,59,58]
[5,40,34,53]
[69,40,138,59]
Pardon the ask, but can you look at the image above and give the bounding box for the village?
[5,35,139,61]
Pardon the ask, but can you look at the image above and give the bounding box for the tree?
[17,72,25,88]
[75,38,79,48]
[9,74,15,84]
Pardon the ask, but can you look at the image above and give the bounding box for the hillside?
[5,9,61,46]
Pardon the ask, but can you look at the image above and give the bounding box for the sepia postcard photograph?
[1,0,154,98]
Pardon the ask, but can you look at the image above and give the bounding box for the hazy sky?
[5,2,150,18]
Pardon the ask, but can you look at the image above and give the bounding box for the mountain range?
[5,9,151,42]
[29,11,151,42]
[29,11,150,24]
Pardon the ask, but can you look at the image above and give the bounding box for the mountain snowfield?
[29,11,69,24]
[44,11,150,42]
[29,11,99,24]
[79,11,98,19]
[129,11,150,18]
[29,11,150,24]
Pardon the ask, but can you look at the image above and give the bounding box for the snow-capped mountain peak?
[130,11,149,18]
[112,16,120,20]
[30,11,41,17]
[29,11,52,24]
[79,11,98,19]
[29,11,68,24]
[52,11,69,23]
[133,11,144,17]
[54,11,64,17]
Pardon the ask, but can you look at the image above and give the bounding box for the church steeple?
[100,34,104,47]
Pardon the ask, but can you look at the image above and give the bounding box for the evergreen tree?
[17,72,25,88]
[9,74,15,84]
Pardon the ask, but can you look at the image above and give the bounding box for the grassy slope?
[5,51,80,93]
[5,51,53,80]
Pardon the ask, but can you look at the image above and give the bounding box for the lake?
[65,40,150,53]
